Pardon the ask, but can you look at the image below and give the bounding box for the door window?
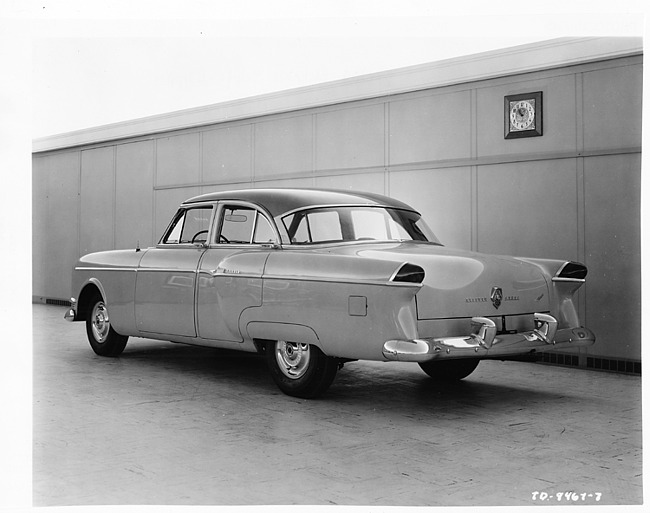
[162,207,213,244]
[218,206,277,244]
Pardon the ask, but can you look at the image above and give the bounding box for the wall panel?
[32,152,80,300]
[582,64,643,152]
[389,91,471,164]
[32,157,48,298]
[116,141,155,249]
[390,167,472,250]
[315,172,385,195]
[315,104,384,170]
[477,159,578,260]
[254,115,313,177]
[156,133,200,186]
[253,178,313,189]
[80,147,115,256]
[203,125,252,183]
[583,153,641,360]
[201,182,252,195]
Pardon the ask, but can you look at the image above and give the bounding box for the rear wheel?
[85,294,128,357]
[418,359,480,381]
[266,341,338,398]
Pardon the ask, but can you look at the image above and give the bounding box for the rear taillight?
[391,263,425,284]
[555,261,587,281]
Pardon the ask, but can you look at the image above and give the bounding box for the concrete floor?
[33,304,642,507]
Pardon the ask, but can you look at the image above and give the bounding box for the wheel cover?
[275,341,310,379]
[91,301,110,344]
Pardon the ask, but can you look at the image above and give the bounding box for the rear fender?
[517,257,587,329]
[247,322,320,347]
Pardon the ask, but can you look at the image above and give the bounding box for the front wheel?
[418,358,480,381]
[86,294,128,357]
[266,341,338,398]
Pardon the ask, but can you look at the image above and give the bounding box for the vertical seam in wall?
[470,88,477,160]
[112,146,117,249]
[312,113,317,187]
[152,139,158,244]
[470,88,478,252]
[384,102,390,196]
[471,166,478,252]
[199,131,204,194]
[575,71,587,335]
[576,156,587,331]
[77,150,82,259]
[250,123,254,186]
[576,72,585,156]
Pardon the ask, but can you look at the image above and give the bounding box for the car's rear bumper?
[382,313,595,362]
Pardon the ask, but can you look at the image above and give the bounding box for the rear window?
[282,206,440,245]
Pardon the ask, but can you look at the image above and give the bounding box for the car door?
[135,204,214,337]
[196,202,279,342]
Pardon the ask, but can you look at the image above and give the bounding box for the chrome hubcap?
[275,341,310,379]
[91,302,110,343]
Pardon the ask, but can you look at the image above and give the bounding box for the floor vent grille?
[586,356,641,375]
[46,299,71,307]
[538,352,641,375]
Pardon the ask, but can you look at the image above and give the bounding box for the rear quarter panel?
[244,251,421,360]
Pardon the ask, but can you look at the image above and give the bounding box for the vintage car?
[65,188,595,398]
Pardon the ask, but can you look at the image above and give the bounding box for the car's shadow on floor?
[102,340,576,412]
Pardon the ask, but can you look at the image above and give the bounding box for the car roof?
[182,188,417,217]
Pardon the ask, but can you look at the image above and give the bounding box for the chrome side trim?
[200,269,262,279]
[75,267,137,272]
[136,268,196,273]
[262,274,423,288]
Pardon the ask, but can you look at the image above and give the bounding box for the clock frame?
[504,91,543,139]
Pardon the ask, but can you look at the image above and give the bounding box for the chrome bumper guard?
[382,313,595,362]
[64,298,77,322]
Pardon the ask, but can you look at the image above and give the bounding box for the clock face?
[509,99,536,131]
[504,91,542,139]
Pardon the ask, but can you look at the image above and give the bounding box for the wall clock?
[504,91,543,139]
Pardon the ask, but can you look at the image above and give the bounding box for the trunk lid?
[341,243,550,320]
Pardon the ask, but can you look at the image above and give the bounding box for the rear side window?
[284,210,343,243]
